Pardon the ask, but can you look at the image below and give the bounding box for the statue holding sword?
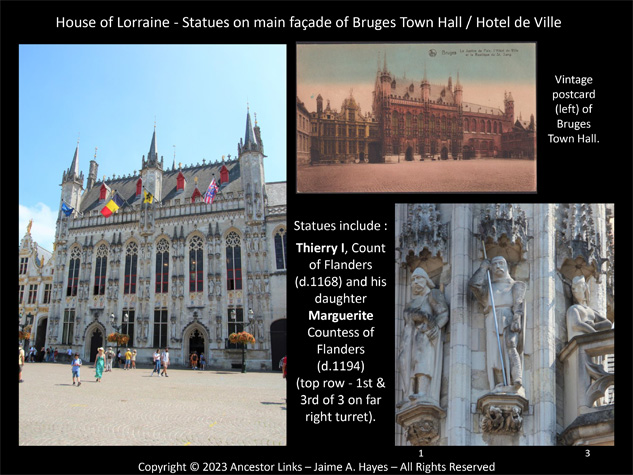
[469,252,526,392]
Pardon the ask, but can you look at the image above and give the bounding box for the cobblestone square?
[18,362,286,446]
[297,159,536,193]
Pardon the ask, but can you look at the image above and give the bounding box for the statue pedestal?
[396,402,445,446]
[476,391,529,443]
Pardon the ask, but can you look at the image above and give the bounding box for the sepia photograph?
[297,43,536,193]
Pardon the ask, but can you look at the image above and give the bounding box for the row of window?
[66,229,287,298]
[19,283,52,306]
[388,112,505,136]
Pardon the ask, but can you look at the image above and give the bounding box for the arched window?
[124,242,138,294]
[93,244,108,295]
[155,238,169,293]
[62,309,75,344]
[67,246,81,297]
[274,227,287,270]
[464,118,470,132]
[418,114,424,135]
[226,231,242,291]
[405,112,412,136]
[189,236,204,293]
[391,112,399,136]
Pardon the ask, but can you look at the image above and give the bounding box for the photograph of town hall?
[297,43,536,193]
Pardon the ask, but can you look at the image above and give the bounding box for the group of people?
[25,346,60,363]
[151,348,170,376]
[189,351,205,370]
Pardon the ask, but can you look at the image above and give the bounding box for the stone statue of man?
[566,275,612,340]
[469,256,526,391]
[397,267,449,407]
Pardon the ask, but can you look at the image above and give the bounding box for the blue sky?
[19,44,287,252]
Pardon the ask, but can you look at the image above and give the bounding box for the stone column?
[446,204,473,445]
[394,204,409,445]
[532,204,557,445]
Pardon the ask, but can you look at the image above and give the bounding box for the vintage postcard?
[296,43,536,193]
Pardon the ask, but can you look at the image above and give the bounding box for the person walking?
[19,346,25,383]
[124,348,132,370]
[67,348,72,363]
[160,348,170,377]
[94,348,105,382]
[71,354,82,386]
[190,351,198,370]
[105,348,114,372]
[131,349,137,369]
[151,349,161,376]
[282,355,287,379]
[54,348,59,362]
[199,353,206,371]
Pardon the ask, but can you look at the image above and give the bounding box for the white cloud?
[19,203,57,252]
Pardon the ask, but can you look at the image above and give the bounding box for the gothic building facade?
[42,110,287,369]
[302,58,534,164]
[19,223,54,353]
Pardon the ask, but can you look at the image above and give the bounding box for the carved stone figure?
[481,406,504,432]
[397,267,449,407]
[566,275,612,341]
[469,256,526,391]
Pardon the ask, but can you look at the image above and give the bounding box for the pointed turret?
[238,106,266,223]
[141,125,164,201]
[454,71,463,106]
[238,107,263,156]
[60,141,85,214]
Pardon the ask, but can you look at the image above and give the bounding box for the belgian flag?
[101,192,124,218]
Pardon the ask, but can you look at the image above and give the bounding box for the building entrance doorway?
[35,318,48,354]
[189,329,205,366]
[89,328,104,363]
[270,319,287,371]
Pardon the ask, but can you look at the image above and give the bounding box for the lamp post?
[241,309,256,373]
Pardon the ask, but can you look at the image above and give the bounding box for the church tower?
[60,141,85,213]
[141,125,164,201]
[238,107,266,221]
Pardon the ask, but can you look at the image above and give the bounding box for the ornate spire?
[238,106,263,156]
[62,140,84,185]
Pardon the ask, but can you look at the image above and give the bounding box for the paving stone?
[18,363,286,446]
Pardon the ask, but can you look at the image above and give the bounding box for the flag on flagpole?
[101,192,124,218]
[204,178,220,204]
[61,201,74,217]
[143,190,154,204]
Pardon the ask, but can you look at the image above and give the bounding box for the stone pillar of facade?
[446,204,473,445]
[532,203,558,445]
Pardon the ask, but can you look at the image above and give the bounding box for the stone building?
[43,109,287,370]
[19,222,55,352]
[395,203,614,446]
[501,113,537,159]
[302,57,526,164]
[308,92,381,164]
[296,96,312,166]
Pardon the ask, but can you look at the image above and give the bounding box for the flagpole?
[482,240,508,387]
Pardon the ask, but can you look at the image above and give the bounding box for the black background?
[3,1,631,475]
